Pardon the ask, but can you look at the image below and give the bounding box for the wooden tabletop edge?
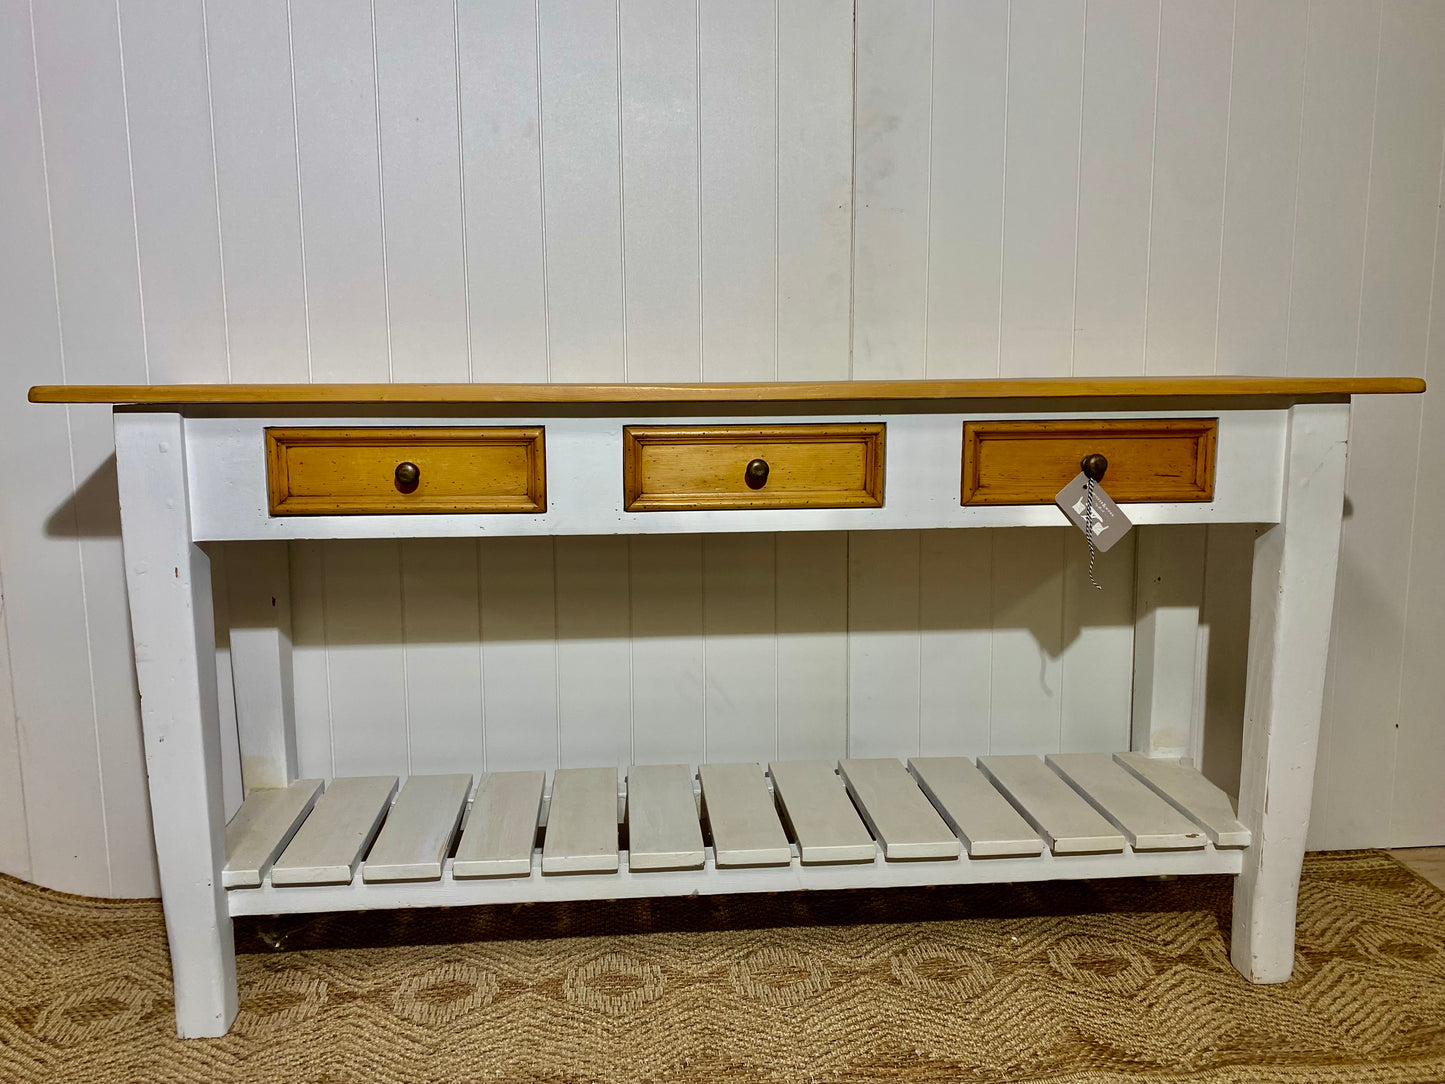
[28,376,1427,405]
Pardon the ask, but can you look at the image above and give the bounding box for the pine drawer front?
[623,424,885,511]
[960,419,1217,505]
[265,427,546,515]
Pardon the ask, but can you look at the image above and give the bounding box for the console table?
[29,376,1423,1037]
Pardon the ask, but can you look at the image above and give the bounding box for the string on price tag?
[1055,454,1132,589]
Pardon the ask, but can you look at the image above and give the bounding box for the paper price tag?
[1055,472,1132,553]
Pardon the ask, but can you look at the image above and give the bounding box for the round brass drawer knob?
[745,458,770,489]
[394,461,421,491]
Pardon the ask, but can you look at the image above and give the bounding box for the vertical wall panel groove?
[457,0,549,381]
[289,0,390,381]
[207,0,309,383]
[699,0,777,380]
[1072,0,1158,377]
[1213,0,1307,378]
[999,0,1084,376]
[618,0,701,382]
[537,0,625,382]
[1312,0,1445,850]
[776,0,853,380]
[1392,113,1445,846]
[924,0,1006,379]
[374,0,470,382]
[28,0,153,897]
[1141,0,1233,376]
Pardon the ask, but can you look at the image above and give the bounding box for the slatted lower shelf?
[224,753,1249,918]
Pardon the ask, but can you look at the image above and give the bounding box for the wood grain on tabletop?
[26,376,1425,404]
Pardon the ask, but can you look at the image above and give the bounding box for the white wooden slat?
[1142,0,1233,375]
[556,537,631,769]
[629,536,704,766]
[272,775,398,886]
[400,539,483,775]
[1213,0,1308,377]
[767,761,875,864]
[363,773,472,882]
[1071,0,1158,376]
[373,0,469,382]
[851,0,931,379]
[847,531,921,759]
[838,759,960,861]
[541,767,620,874]
[324,542,408,776]
[1047,753,1205,850]
[919,531,992,758]
[627,764,705,871]
[775,0,852,380]
[999,0,1084,376]
[775,533,848,761]
[908,757,1044,858]
[288,0,389,381]
[977,755,1125,854]
[697,762,791,868]
[223,779,324,888]
[618,0,700,382]
[1060,529,1135,753]
[703,534,776,763]
[1113,752,1250,848]
[924,0,1007,378]
[989,528,1065,753]
[537,0,624,382]
[1284,0,1381,376]
[457,0,548,381]
[478,537,558,772]
[118,0,227,383]
[698,0,775,380]
[203,0,309,382]
[453,771,545,877]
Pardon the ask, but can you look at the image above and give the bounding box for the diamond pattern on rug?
[0,851,1442,1084]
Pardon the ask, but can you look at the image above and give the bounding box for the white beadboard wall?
[1,0,1443,898]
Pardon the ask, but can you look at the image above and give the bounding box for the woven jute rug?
[1,851,1442,1084]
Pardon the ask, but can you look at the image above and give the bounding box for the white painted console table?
[30,376,1423,1037]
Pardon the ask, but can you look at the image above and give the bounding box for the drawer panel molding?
[960,418,1217,505]
[265,427,546,515]
[623,423,885,511]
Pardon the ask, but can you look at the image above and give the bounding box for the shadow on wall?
[243,530,1120,647]
[42,455,121,539]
